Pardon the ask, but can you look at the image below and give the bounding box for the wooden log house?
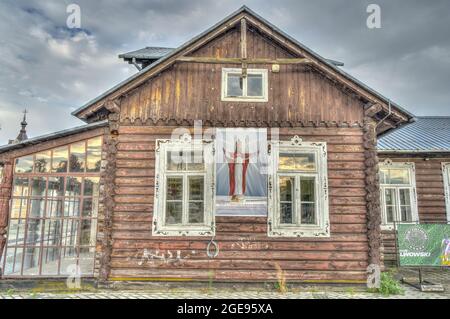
[4,6,445,284]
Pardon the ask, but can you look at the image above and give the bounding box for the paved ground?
[0,269,448,299]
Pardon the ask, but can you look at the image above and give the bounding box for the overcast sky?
[0,0,449,144]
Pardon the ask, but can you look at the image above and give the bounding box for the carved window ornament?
[267,136,330,237]
[442,163,450,223]
[379,161,419,230]
[221,68,268,102]
[153,134,215,236]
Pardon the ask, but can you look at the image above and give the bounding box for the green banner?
[397,224,450,267]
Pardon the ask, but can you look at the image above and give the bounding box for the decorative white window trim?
[379,160,419,230]
[442,162,450,223]
[267,136,329,237]
[153,133,215,236]
[221,68,268,102]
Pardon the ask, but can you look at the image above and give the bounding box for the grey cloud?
[1,0,449,144]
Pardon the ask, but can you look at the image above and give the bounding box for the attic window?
[221,68,268,102]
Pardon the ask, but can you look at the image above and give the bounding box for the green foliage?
[369,271,404,295]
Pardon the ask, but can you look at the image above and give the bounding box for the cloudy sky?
[0,0,449,144]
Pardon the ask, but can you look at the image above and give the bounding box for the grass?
[368,271,404,296]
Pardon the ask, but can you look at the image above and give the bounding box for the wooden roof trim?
[76,9,411,124]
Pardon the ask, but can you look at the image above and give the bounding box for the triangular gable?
[72,6,414,129]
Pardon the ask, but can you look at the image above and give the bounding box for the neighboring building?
[0,6,428,283]
[378,117,450,265]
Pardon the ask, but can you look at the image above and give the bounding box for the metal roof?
[119,47,174,60]
[72,6,415,121]
[0,120,108,155]
[378,117,450,153]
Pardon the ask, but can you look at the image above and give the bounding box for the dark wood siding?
[378,155,450,266]
[109,126,369,282]
[118,28,365,126]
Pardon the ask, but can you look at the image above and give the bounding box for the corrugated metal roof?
[72,6,414,121]
[119,47,174,60]
[0,120,108,155]
[378,117,450,152]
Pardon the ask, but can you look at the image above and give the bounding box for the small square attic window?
[221,68,268,102]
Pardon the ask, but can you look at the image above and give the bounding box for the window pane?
[84,177,100,196]
[41,247,60,275]
[62,219,79,246]
[3,247,22,275]
[301,177,315,202]
[66,177,82,196]
[31,177,46,196]
[34,151,51,173]
[186,151,204,171]
[188,202,204,223]
[26,219,43,245]
[399,189,411,205]
[80,219,97,246]
[69,142,86,172]
[7,219,26,246]
[279,177,294,224]
[279,177,293,202]
[279,153,315,171]
[60,247,78,275]
[79,247,95,274]
[48,177,64,197]
[165,202,182,224]
[301,203,316,224]
[13,177,29,196]
[379,169,389,185]
[10,198,28,219]
[281,203,293,224]
[46,199,63,218]
[388,169,410,185]
[226,74,243,97]
[86,137,102,172]
[247,74,263,97]
[82,198,98,218]
[15,155,33,173]
[188,176,204,200]
[400,206,412,222]
[386,206,395,223]
[23,247,41,275]
[29,199,45,218]
[167,150,184,171]
[43,219,62,246]
[52,147,68,173]
[167,177,183,200]
[64,198,80,217]
[0,165,4,184]
[384,188,395,205]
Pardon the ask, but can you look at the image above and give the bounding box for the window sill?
[152,225,215,237]
[221,96,268,103]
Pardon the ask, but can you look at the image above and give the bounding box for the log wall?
[109,125,370,282]
[378,155,450,266]
[118,27,365,126]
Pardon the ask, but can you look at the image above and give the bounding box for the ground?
[0,269,448,299]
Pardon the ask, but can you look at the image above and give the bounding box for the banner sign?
[397,224,450,267]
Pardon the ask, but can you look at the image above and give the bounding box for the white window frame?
[221,68,268,102]
[379,160,419,230]
[153,133,215,236]
[268,136,329,237]
[442,163,450,223]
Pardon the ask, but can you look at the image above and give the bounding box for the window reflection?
[3,137,100,276]
[69,142,86,172]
